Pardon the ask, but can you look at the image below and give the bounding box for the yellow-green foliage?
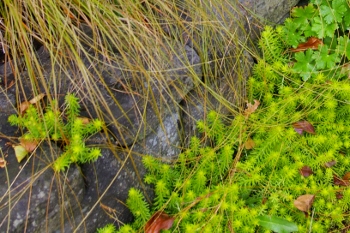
[8,93,104,171]
[121,61,350,231]
[97,224,117,233]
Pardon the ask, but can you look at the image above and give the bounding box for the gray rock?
[79,42,201,146]
[132,109,182,161]
[69,148,142,232]
[0,142,84,233]
[240,0,300,24]
[0,86,16,130]
[69,109,181,232]
[180,50,255,145]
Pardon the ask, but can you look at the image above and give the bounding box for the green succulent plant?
[8,93,104,172]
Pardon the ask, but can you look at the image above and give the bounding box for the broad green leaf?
[320,0,347,24]
[291,4,316,32]
[303,24,316,38]
[337,36,350,60]
[283,19,304,47]
[311,17,338,38]
[312,45,340,69]
[258,215,298,233]
[311,0,327,4]
[290,4,317,37]
[291,4,316,19]
[342,9,350,29]
[320,5,335,24]
[331,0,348,22]
[293,49,316,81]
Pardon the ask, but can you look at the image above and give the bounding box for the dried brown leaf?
[77,117,90,124]
[336,192,344,200]
[290,37,323,52]
[333,175,349,186]
[244,100,260,116]
[0,158,7,168]
[294,194,315,212]
[292,121,315,135]
[299,166,313,177]
[324,160,337,168]
[244,138,255,150]
[19,94,46,115]
[145,211,175,233]
[343,172,350,181]
[19,101,31,115]
[29,93,46,104]
[19,138,38,153]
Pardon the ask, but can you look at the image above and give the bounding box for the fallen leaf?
[77,117,90,124]
[343,172,350,181]
[294,128,303,135]
[19,138,38,153]
[299,166,313,177]
[294,194,315,212]
[0,158,7,168]
[333,175,349,186]
[19,94,46,115]
[244,100,260,116]
[19,101,31,115]
[336,192,344,200]
[324,160,337,168]
[244,138,255,150]
[29,93,46,104]
[145,211,175,233]
[334,172,350,187]
[290,37,323,52]
[292,121,315,135]
[12,145,28,163]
